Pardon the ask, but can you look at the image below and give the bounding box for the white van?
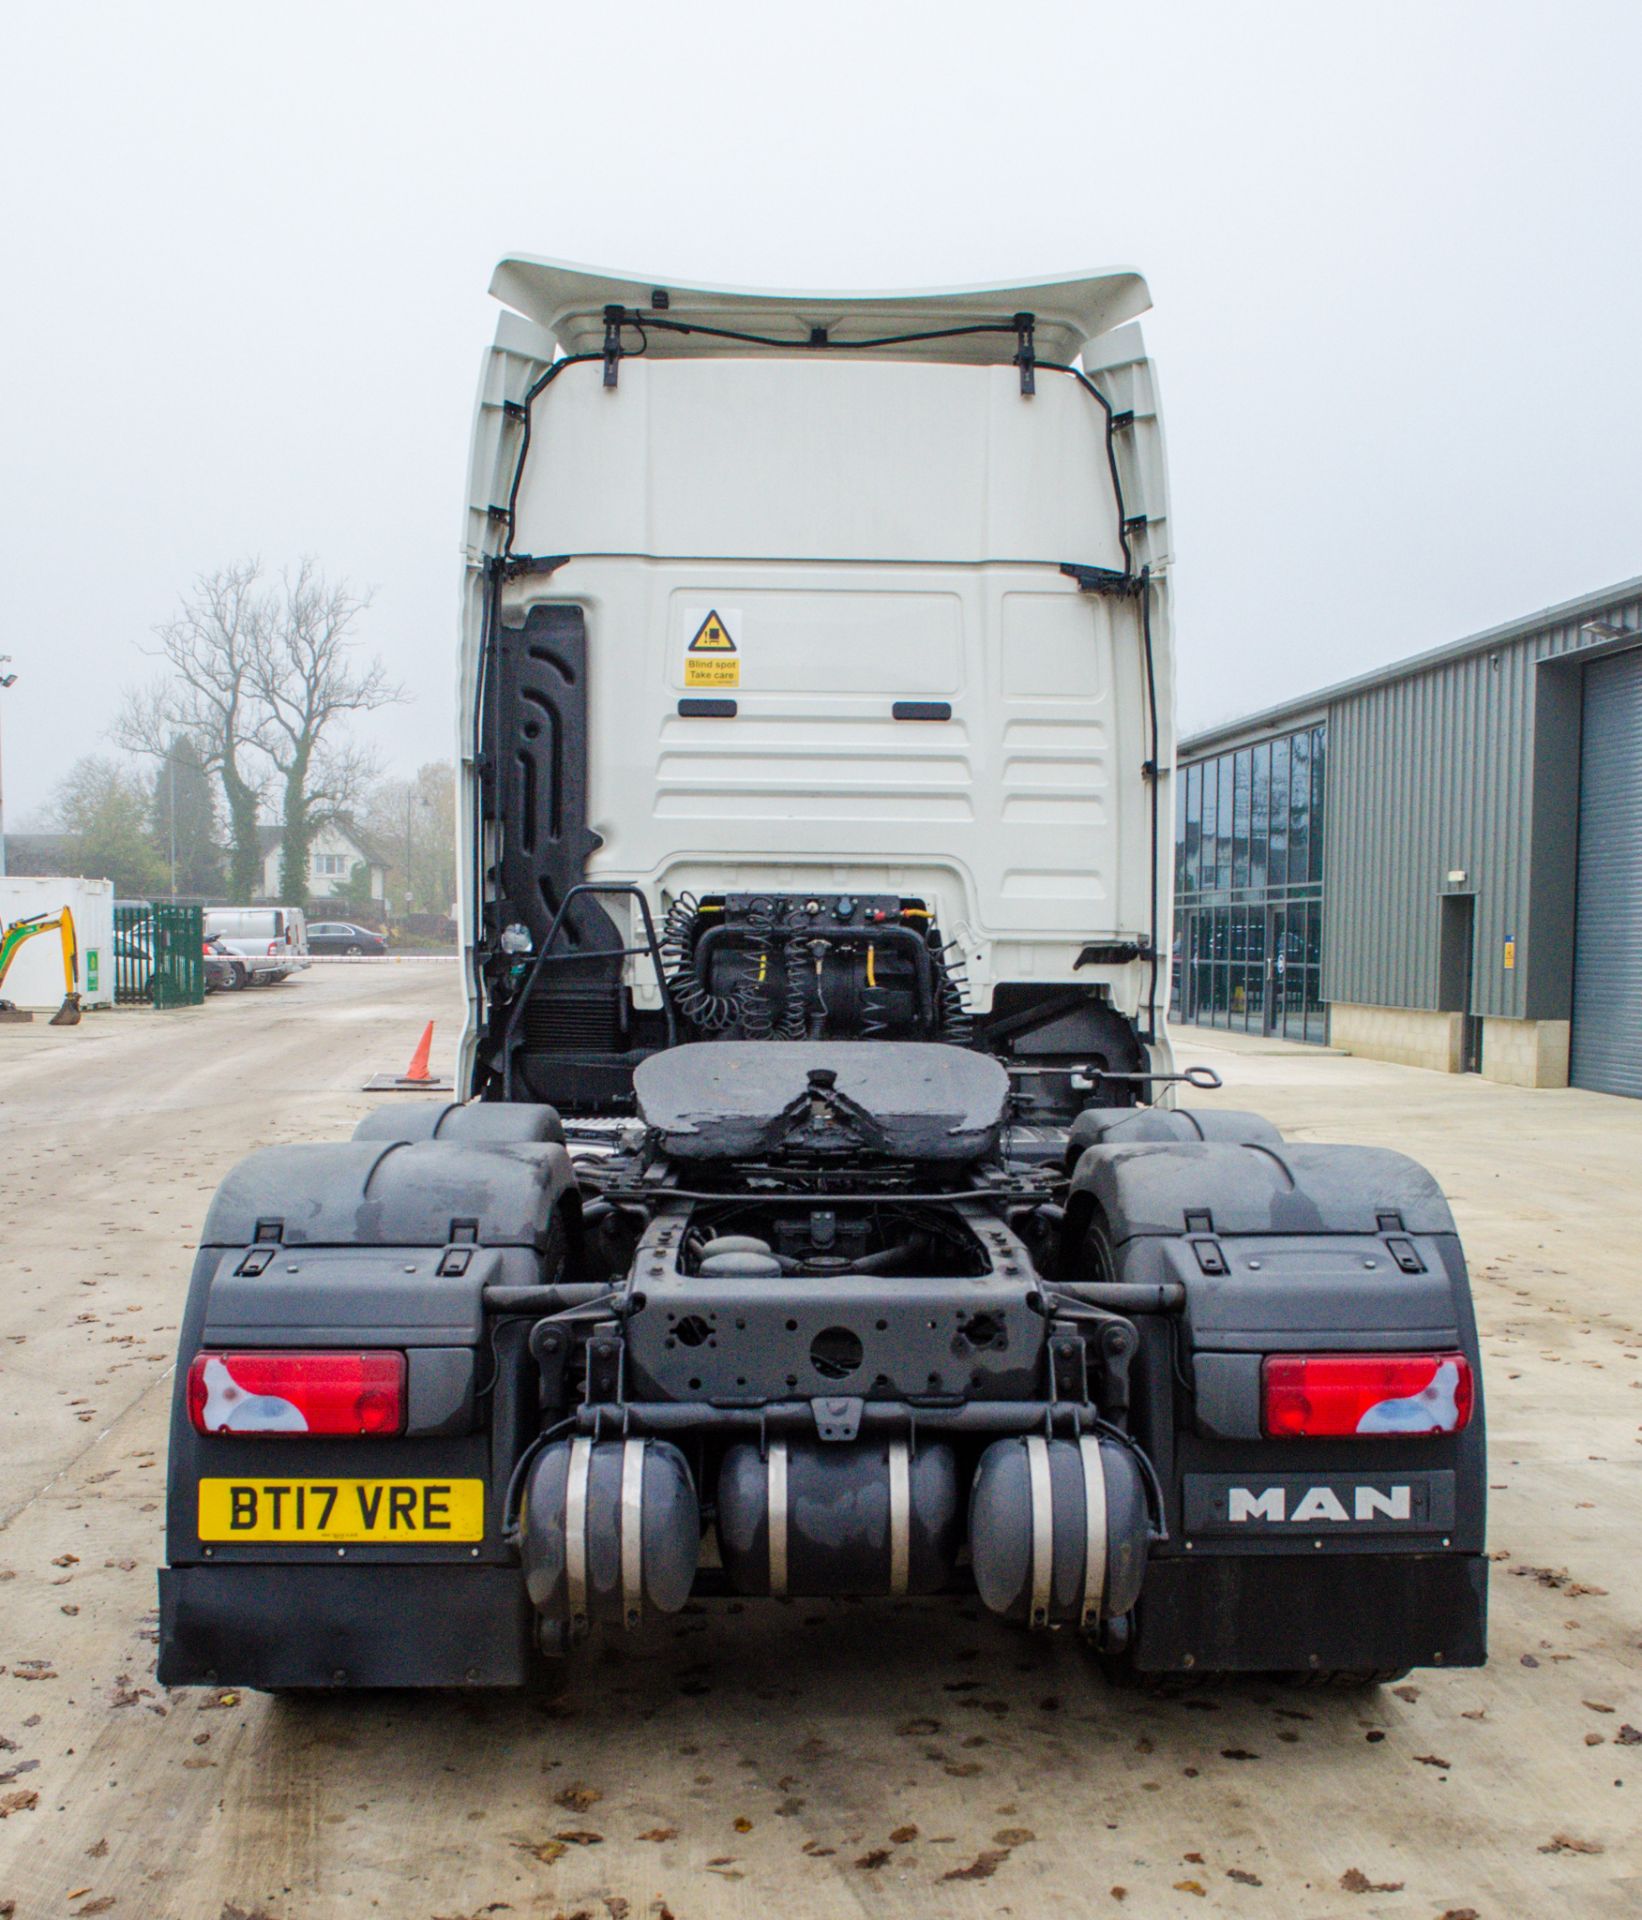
[203,907,310,984]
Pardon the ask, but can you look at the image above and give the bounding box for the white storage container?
[0,875,116,1010]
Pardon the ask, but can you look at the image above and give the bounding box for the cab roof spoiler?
[489,256,1152,366]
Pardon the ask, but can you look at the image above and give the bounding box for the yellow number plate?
[198,1478,485,1544]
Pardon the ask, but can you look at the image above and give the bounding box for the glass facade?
[1171,722,1328,1043]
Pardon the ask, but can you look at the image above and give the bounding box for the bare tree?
[364,761,457,918]
[115,562,268,903]
[249,560,403,908]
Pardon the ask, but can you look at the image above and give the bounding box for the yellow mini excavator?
[0,905,82,1024]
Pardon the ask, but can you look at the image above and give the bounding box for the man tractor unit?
[160,262,1487,1690]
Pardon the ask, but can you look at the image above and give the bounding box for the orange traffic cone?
[403,1021,434,1082]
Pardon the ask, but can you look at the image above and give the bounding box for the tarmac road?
[2,967,1639,1919]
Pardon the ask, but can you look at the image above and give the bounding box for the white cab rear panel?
[461,265,1174,1078]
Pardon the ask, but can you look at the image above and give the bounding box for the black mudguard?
[158,1135,574,1689]
[1067,1137,1488,1674]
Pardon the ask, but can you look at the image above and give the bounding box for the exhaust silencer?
[521,1437,699,1633]
[969,1434,1149,1629]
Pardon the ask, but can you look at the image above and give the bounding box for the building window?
[1171,720,1328,1044]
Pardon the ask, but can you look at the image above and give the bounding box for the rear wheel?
[346,943,363,955]
[1278,1667,1411,1692]
[228,964,248,991]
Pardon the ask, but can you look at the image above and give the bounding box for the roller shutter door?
[1571,649,1642,1097]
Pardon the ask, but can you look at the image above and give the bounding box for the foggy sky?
[3,0,1640,820]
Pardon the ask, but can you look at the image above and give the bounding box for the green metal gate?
[113,903,206,1007]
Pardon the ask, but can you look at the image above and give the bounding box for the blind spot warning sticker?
[684,607,740,688]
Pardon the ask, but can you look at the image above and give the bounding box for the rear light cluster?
[187,1351,405,1436]
[1263,1352,1473,1438]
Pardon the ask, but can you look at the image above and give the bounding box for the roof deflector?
[488,257,1151,365]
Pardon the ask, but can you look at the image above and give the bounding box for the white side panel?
[0,876,115,1009]
[511,359,1127,570]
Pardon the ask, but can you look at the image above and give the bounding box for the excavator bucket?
[49,994,82,1027]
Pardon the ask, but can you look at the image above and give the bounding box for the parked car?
[202,934,249,992]
[306,920,388,956]
[202,906,310,984]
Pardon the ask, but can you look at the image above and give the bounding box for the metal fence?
[113,903,205,1007]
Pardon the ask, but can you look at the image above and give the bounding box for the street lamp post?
[0,658,16,879]
[403,788,429,927]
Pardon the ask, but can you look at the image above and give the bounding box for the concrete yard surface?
[2,969,1640,1919]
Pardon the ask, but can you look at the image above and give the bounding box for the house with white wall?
[257,820,388,903]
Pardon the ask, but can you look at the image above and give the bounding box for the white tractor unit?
[160,262,1486,1691]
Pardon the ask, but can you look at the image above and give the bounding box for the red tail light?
[187,1351,405,1435]
[1262,1352,1473,1438]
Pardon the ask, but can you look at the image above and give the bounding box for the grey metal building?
[1173,574,1642,1096]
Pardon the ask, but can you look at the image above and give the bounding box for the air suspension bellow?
[968,1434,1149,1629]
[521,1437,699,1633]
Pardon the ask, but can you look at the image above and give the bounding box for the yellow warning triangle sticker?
[688,610,736,652]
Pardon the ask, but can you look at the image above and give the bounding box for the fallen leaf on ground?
[86,1841,108,1859]
[942,1848,1010,1881]
[516,1839,566,1866]
[1585,1733,1605,1746]
[1583,1700,1615,1713]
[1220,1748,1259,1761]
[854,1849,891,1870]
[1173,1882,1206,1897]
[889,1825,918,1843]
[636,1828,677,1843]
[555,1784,602,1812]
[1539,1833,1603,1855]
[993,1828,1036,1846]
[732,1816,752,1833]
[1227,1868,1262,1885]
[1391,1685,1420,1703]
[1413,1753,1452,1769]
[80,1902,116,1916]
[0,1790,40,1816]
[1340,1867,1404,1893]
[1616,1725,1642,1746]
[555,1829,603,1845]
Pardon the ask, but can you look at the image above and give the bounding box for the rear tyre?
[346,943,363,955]
[1096,1656,1235,1694]
[229,964,247,991]
[1277,1667,1411,1692]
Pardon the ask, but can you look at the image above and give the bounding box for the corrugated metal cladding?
[1321,587,1642,1022]
[1571,650,1642,1095]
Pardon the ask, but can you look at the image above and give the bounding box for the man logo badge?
[1181,1470,1455,1536]
[1228,1484,1412,1524]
